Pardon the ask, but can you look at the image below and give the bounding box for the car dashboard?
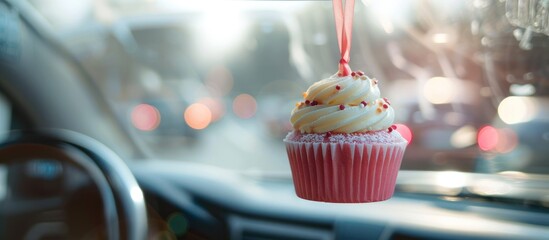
[131,161,549,240]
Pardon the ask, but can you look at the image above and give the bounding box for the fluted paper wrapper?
[285,141,406,203]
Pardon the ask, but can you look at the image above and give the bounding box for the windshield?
[26,0,549,175]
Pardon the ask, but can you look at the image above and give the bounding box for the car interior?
[0,0,548,240]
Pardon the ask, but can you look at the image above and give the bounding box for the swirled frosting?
[290,72,395,133]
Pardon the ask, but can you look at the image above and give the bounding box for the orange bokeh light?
[184,103,212,130]
[131,104,161,131]
[233,94,257,119]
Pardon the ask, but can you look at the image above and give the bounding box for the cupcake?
[284,71,407,203]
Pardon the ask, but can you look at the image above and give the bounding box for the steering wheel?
[0,129,148,240]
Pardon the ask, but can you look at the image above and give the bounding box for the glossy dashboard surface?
[132,161,549,240]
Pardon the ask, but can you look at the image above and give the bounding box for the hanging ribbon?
[332,0,355,76]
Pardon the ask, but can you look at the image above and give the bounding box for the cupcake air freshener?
[284,0,408,203]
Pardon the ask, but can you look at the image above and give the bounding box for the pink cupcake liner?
[285,141,406,203]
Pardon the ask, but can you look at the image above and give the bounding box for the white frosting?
[290,73,395,133]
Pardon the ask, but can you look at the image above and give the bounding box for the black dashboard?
[132,161,549,240]
[3,156,549,240]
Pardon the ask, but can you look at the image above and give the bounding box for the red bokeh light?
[395,124,413,144]
[477,126,518,153]
[131,104,161,131]
[477,125,498,151]
[495,128,518,153]
[233,94,257,119]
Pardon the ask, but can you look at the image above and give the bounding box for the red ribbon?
[333,0,355,76]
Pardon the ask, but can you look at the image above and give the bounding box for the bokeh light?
[436,171,466,189]
[423,77,458,104]
[477,126,519,153]
[167,212,188,237]
[470,179,511,196]
[494,128,518,153]
[497,96,537,124]
[477,125,498,151]
[131,104,161,131]
[509,83,535,96]
[432,33,448,44]
[498,171,527,177]
[395,124,413,144]
[198,97,225,122]
[233,94,257,119]
[450,125,477,148]
[195,4,247,57]
[184,103,212,130]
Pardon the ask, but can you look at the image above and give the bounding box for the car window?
[24,0,549,175]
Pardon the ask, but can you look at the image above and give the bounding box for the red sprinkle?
[305,100,310,105]
[336,85,341,90]
[351,72,356,77]
[325,132,332,138]
[383,104,388,109]
[311,100,318,106]
[391,124,397,130]
[356,71,364,76]
[361,101,367,106]
[388,128,393,133]
[384,97,391,105]
[339,105,345,110]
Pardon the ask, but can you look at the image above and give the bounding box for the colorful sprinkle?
[360,76,367,80]
[388,127,393,133]
[351,72,356,77]
[339,104,345,110]
[376,108,382,113]
[383,104,388,109]
[356,71,364,76]
[361,101,368,106]
[384,97,391,105]
[302,92,308,98]
[311,100,318,106]
[336,85,341,90]
[391,124,397,130]
[305,100,310,105]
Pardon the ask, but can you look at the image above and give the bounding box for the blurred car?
[1,0,549,240]
[476,97,549,174]
[398,102,483,172]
